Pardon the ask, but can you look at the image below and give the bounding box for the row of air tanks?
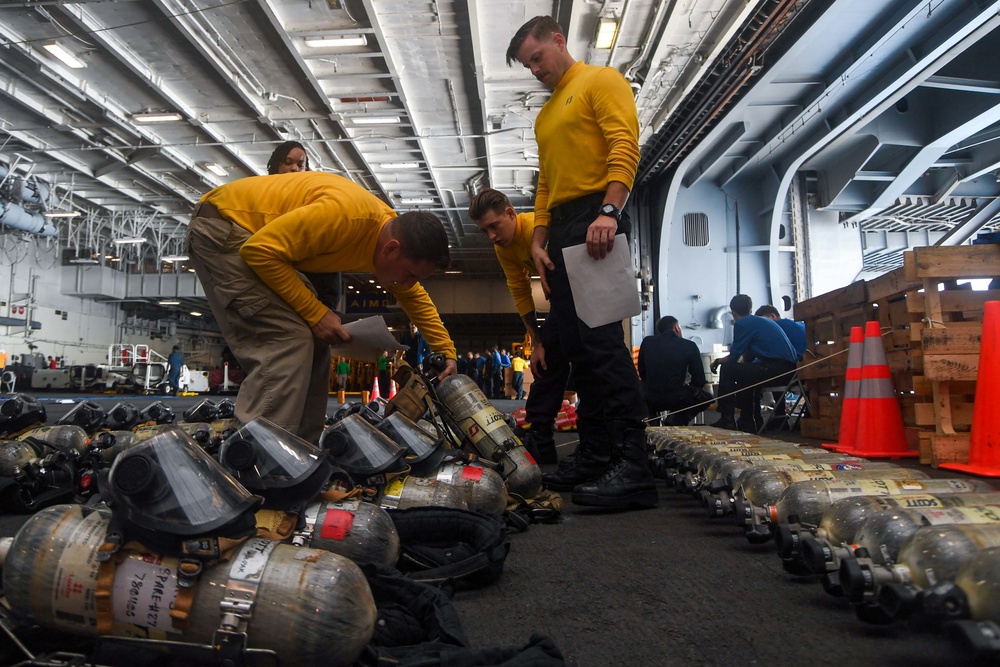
[646,425,1000,658]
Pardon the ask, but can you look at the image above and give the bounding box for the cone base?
[822,442,845,452]
[938,462,1000,478]
[833,446,918,459]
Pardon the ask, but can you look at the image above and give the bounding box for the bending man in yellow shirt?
[508,16,656,509]
[469,188,566,464]
[187,171,458,444]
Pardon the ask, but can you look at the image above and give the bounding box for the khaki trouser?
[186,205,331,443]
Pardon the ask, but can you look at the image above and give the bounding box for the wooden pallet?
[901,244,1000,465]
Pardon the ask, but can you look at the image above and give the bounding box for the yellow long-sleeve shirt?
[533,61,640,227]
[200,172,456,359]
[495,212,538,317]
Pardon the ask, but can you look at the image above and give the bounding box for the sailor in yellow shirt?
[508,16,656,509]
[469,188,565,464]
[186,171,458,443]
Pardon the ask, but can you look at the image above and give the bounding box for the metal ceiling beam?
[934,196,1000,246]
[465,1,494,191]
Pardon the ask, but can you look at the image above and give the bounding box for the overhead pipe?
[0,202,57,236]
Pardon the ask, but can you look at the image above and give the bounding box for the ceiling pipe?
[0,202,57,236]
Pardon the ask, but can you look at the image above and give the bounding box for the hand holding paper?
[329,315,409,362]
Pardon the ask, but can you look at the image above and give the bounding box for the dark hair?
[468,188,512,222]
[730,294,753,317]
[755,304,780,318]
[656,316,679,335]
[266,141,309,175]
[392,211,451,270]
[506,16,563,66]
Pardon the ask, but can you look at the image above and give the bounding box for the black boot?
[542,420,611,492]
[519,426,558,465]
[571,423,658,508]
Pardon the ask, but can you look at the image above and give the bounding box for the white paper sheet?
[329,315,408,362]
[563,234,641,328]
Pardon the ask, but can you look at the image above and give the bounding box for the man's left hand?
[587,215,618,259]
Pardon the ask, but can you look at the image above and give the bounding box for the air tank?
[1,504,376,666]
[734,469,934,540]
[798,494,1000,575]
[133,422,219,450]
[87,430,142,464]
[840,523,1000,607]
[434,374,541,498]
[292,497,400,566]
[433,462,507,516]
[17,424,89,457]
[379,474,468,511]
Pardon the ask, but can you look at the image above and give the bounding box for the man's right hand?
[530,341,547,377]
[312,310,351,346]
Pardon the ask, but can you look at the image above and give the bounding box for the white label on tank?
[924,506,1000,525]
[946,480,973,492]
[330,497,362,511]
[113,553,181,634]
[51,509,108,630]
[229,538,278,583]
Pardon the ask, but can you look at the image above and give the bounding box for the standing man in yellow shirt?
[187,171,458,444]
[510,353,528,400]
[507,16,656,509]
[470,188,565,463]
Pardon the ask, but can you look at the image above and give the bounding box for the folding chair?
[758,372,810,433]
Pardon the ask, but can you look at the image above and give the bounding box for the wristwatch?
[599,203,622,221]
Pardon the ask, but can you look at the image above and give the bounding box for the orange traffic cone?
[940,300,1000,477]
[824,326,864,453]
[837,320,916,458]
[371,376,381,401]
[387,380,397,400]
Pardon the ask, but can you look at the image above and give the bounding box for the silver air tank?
[379,475,469,511]
[434,374,541,498]
[434,462,507,516]
[2,504,376,667]
[294,497,400,566]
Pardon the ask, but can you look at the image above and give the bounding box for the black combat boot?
[571,423,658,508]
[518,425,559,465]
[541,419,611,492]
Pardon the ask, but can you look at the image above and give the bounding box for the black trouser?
[717,359,797,428]
[643,384,711,425]
[544,193,646,428]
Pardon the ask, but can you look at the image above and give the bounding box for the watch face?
[601,204,619,218]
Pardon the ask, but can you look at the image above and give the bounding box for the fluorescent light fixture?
[399,197,434,204]
[305,35,367,48]
[190,311,202,317]
[205,163,228,177]
[112,237,145,245]
[44,211,80,218]
[444,270,462,274]
[159,300,181,306]
[595,18,619,49]
[131,112,183,123]
[161,255,189,262]
[69,258,99,265]
[368,279,376,284]
[350,116,400,125]
[43,43,86,69]
[379,162,420,169]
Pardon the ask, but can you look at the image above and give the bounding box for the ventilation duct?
[0,202,57,236]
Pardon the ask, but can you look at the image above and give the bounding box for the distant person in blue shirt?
[167,346,184,396]
[400,323,431,372]
[710,295,798,433]
[755,305,807,360]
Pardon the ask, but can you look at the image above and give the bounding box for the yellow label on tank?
[922,506,1000,525]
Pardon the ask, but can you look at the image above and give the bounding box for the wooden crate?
[901,244,1000,466]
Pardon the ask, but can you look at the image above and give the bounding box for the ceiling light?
[338,95,391,103]
[69,258,99,265]
[112,237,145,245]
[44,211,80,218]
[190,311,202,317]
[205,163,228,177]
[379,162,420,170]
[159,300,181,306]
[305,35,367,48]
[43,43,86,69]
[444,270,462,274]
[595,18,619,49]
[399,197,434,204]
[161,254,189,262]
[351,116,400,125]
[131,112,183,123]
